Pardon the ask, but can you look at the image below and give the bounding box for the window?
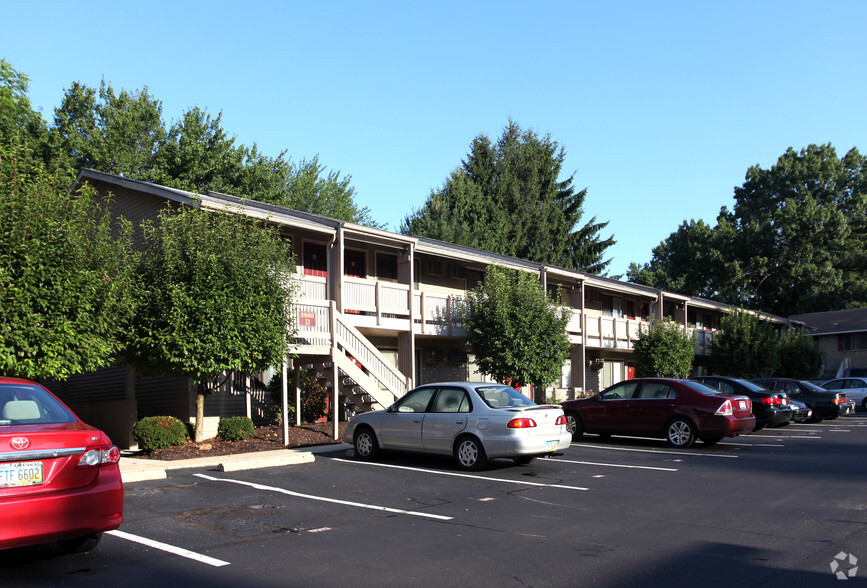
[601,381,639,400]
[843,334,867,351]
[432,388,470,413]
[638,383,675,399]
[393,387,436,413]
[376,252,398,281]
[0,383,77,426]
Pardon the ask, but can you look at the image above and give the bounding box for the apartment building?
[46,170,790,447]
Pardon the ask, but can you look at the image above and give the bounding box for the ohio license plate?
[0,461,44,488]
[738,400,747,410]
[546,440,558,451]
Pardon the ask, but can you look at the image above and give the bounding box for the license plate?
[0,461,44,488]
[738,400,747,410]
[546,440,558,451]
[781,399,788,406]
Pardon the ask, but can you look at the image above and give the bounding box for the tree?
[631,319,695,378]
[463,264,571,403]
[776,330,824,379]
[124,205,298,441]
[710,311,779,378]
[48,80,380,227]
[629,144,867,315]
[402,120,614,273]
[0,139,135,380]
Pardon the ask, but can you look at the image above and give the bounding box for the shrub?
[133,416,190,452]
[217,416,255,441]
[267,370,329,423]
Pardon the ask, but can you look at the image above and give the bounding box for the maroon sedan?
[0,377,123,552]
[560,378,755,448]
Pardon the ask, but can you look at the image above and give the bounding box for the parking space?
[3,414,866,586]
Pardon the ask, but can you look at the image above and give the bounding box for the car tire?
[862,399,867,411]
[58,533,102,554]
[353,427,379,461]
[665,418,696,448]
[513,456,536,465]
[565,411,584,440]
[454,436,488,471]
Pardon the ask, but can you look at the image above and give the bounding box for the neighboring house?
[789,309,867,378]
[48,169,791,448]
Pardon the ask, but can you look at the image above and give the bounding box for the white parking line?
[194,473,454,520]
[719,442,785,447]
[570,443,738,458]
[769,436,822,440]
[551,457,677,472]
[331,458,589,490]
[106,530,230,567]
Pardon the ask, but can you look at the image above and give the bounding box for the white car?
[822,378,867,411]
[344,382,572,471]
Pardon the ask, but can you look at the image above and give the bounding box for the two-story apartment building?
[47,170,790,447]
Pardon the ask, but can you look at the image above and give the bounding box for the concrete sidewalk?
[120,448,317,483]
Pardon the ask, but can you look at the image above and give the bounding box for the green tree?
[124,205,298,441]
[710,311,779,378]
[629,144,867,315]
[0,60,47,162]
[776,330,824,379]
[402,120,614,273]
[631,319,696,378]
[463,264,571,403]
[0,139,135,380]
[48,80,379,227]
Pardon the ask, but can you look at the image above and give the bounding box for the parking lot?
[3,415,866,587]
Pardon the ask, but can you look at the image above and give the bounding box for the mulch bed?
[137,422,349,461]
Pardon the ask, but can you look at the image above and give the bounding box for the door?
[379,387,435,449]
[421,387,469,452]
[629,381,677,434]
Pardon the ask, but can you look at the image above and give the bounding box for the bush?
[267,370,329,423]
[217,416,255,441]
[133,416,190,452]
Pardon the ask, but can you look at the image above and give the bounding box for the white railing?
[292,300,409,404]
[412,292,465,335]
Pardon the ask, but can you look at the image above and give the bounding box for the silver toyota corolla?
[344,382,572,471]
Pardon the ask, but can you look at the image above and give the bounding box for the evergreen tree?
[402,120,614,273]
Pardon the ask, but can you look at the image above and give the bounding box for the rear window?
[0,383,78,426]
[682,381,724,396]
[476,385,536,409]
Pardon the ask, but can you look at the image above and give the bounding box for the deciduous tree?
[463,264,571,403]
[124,205,297,441]
[631,319,695,378]
[0,139,135,380]
[710,311,779,378]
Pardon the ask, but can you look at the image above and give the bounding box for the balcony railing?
[297,275,716,354]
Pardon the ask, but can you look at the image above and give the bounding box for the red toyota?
[0,377,123,552]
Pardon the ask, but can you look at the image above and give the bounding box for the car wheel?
[454,436,488,471]
[353,427,379,461]
[565,411,584,440]
[58,533,102,554]
[700,435,723,446]
[513,456,536,465]
[862,399,867,411]
[665,418,696,448]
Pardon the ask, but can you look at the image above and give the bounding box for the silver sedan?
[344,382,572,471]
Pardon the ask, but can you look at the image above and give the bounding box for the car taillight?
[833,395,845,405]
[555,415,567,426]
[76,445,120,469]
[760,397,782,405]
[507,418,537,428]
[715,400,733,416]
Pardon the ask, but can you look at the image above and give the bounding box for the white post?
[281,360,289,445]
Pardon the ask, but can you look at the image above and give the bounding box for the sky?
[4,1,865,276]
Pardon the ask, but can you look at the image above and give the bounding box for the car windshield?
[682,381,722,396]
[476,385,536,409]
[732,379,769,392]
[0,383,78,426]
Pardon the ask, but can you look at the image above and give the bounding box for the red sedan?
[560,378,755,448]
[0,377,123,552]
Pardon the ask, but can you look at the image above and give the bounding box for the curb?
[120,448,316,483]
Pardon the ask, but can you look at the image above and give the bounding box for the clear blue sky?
[4,1,865,276]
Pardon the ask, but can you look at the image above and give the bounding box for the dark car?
[560,378,755,448]
[1,377,123,552]
[788,398,813,423]
[752,378,854,420]
[692,376,792,430]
